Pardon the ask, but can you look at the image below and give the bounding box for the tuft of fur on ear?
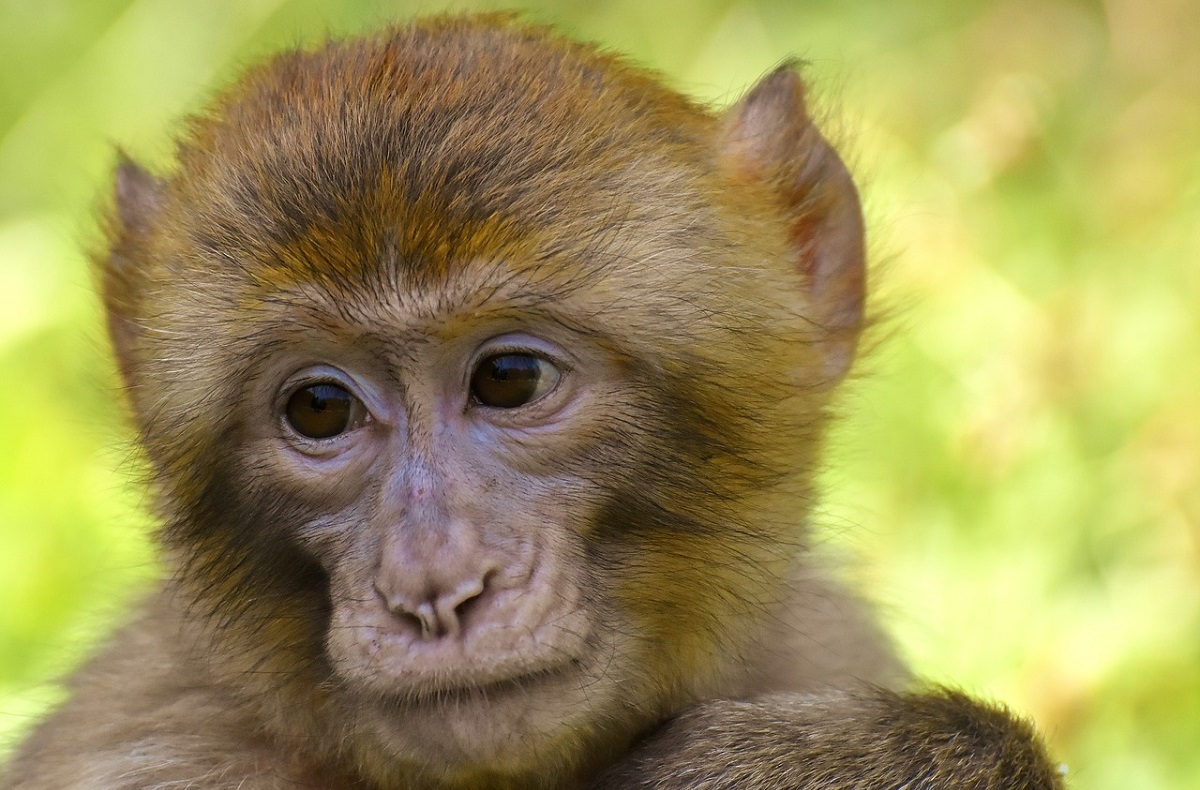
[104,153,165,389]
[720,63,866,382]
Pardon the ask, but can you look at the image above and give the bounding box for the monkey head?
[101,16,865,787]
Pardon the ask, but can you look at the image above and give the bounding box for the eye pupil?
[286,383,356,439]
[471,354,559,409]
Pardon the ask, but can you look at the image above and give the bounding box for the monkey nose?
[374,572,490,640]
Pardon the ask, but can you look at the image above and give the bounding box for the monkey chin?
[340,660,630,784]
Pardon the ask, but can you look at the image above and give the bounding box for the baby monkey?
[4,14,1062,790]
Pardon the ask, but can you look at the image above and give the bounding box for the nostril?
[437,576,489,638]
[375,582,436,636]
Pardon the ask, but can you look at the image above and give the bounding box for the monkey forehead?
[162,16,738,289]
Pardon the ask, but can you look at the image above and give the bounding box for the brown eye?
[285,383,362,439]
[471,354,561,409]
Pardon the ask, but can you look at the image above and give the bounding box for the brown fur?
[4,15,1060,790]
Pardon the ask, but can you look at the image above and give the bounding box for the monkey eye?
[470,353,561,409]
[284,382,366,439]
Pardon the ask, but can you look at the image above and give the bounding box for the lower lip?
[377,664,574,707]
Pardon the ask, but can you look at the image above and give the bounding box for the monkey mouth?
[350,658,611,769]
[401,674,538,705]
[358,660,583,708]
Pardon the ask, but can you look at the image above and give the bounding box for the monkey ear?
[720,64,866,382]
[105,153,165,388]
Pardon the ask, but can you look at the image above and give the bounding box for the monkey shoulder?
[3,594,350,790]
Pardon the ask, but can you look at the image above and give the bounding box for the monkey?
[2,14,1063,790]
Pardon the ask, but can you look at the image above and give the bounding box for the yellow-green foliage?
[0,2,1196,788]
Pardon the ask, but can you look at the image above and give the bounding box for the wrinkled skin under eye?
[285,383,361,439]
[471,353,561,408]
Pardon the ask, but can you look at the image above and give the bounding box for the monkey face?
[137,229,800,777]
[254,303,630,765]
[152,251,794,776]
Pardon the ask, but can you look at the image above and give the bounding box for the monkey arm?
[591,689,1064,790]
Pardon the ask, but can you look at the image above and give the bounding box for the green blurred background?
[1,0,1197,786]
